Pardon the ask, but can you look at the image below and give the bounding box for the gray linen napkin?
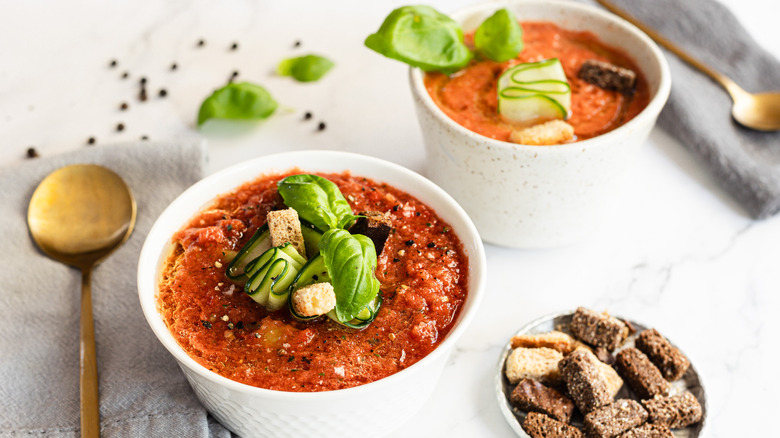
[0,142,233,437]
[602,0,780,218]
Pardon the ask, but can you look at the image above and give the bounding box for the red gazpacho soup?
[425,21,651,142]
[158,171,468,391]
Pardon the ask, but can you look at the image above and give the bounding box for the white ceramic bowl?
[137,150,486,438]
[410,0,671,248]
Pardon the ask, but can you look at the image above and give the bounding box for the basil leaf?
[197,82,278,126]
[365,5,473,73]
[474,8,524,63]
[277,174,358,231]
[277,54,335,82]
[319,229,380,323]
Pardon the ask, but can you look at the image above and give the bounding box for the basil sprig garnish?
[277,54,335,82]
[319,229,381,323]
[197,82,278,126]
[474,9,524,62]
[366,6,524,71]
[277,174,359,231]
[364,5,473,73]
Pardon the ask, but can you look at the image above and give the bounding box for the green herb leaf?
[474,9,524,62]
[277,54,335,82]
[278,174,359,231]
[318,229,380,323]
[197,82,278,126]
[365,5,472,73]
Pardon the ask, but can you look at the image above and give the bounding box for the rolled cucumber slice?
[226,224,270,280]
[498,58,571,122]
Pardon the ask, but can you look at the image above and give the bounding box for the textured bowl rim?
[408,0,672,151]
[138,150,487,401]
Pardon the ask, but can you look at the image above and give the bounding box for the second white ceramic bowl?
[410,0,671,248]
[137,151,486,437]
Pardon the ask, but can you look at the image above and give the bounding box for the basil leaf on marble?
[474,9,524,62]
[364,5,472,73]
[318,229,380,323]
[277,174,359,231]
[197,82,278,126]
[277,54,335,82]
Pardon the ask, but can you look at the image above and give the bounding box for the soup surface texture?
[158,171,469,391]
[424,21,650,142]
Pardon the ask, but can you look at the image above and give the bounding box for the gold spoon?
[27,164,137,438]
[597,0,780,131]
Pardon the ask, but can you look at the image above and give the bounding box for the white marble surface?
[2,0,779,436]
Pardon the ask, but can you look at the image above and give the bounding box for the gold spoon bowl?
[597,0,780,131]
[28,164,136,437]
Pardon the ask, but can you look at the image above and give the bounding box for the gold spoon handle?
[80,268,101,437]
[595,0,744,97]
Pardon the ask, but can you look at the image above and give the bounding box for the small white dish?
[409,0,672,248]
[495,311,707,437]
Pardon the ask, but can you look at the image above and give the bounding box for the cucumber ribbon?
[498,59,571,123]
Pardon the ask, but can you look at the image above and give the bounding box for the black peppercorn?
[158,88,167,97]
[230,42,238,50]
[294,40,301,48]
[303,111,312,120]
[121,71,129,79]
[140,77,147,85]
[116,123,125,132]
[109,59,117,68]
[87,137,96,145]
[141,135,149,141]
[405,240,415,246]
[120,102,128,110]
[197,39,205,47]
[170,62,177,71]
[139,88,147,102]
[26,147,39,158]
[317,121,326,131]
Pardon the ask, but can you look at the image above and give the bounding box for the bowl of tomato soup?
[409,0,671,248]
[138,151,486,437]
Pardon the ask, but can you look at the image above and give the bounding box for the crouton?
[523,412,584,438]
[578,59,637,93]
[558,349,612,414]
[575,347,624,398]
[292,283,336,317]
[510,330,582,354]
[267,208,306,257]
[510,119,574,145]
[348,211,392,255]
[570,307,629,351]
[505,347,563,385]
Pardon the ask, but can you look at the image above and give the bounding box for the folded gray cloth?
[0,142,233,437]
[602,0,780,218]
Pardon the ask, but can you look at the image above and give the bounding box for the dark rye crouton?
[642,392,702,429]
[578,59,637,93]
[615,348,669,400]
[570,307,629,351]
[348,211,392,255]
[635,329,691,381]
[510,378,575,423]
[584,399,648,438]
[522,412,584,438]
[558,349,612,414]
[617,423,674,438]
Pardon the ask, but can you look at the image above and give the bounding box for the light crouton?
[510,330,583,354]
[510,120,574,145]
[267,208,306,257]
[505,347,563,385]
[575,347,624,398]
[292,283,337,317]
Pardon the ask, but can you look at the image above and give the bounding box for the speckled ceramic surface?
[410,0,671,248]
[138,151,487,438]
[495,311,707,437]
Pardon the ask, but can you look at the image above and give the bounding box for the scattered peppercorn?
[197,39,205,47]
[232,70,239,78]
[393,258,400,263]
[392,205,400,212]
[109,59,117,68]
[116,123,125,132]
[405,240,415,246]
[141,135,149,140]
[158,88,167,97]
[427,242,435,248]
[230,42,239,50]
[317,121,326,131]
[26,147,39,158]
[294,40,301,48]
[201,320,213,329]
[170,62,178,71]
[139,88,148,102]
[139,77,147,85]
[120,102,128,110]
[87,137,96,145]
[121,71,129,79]
[303,111,312,120]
